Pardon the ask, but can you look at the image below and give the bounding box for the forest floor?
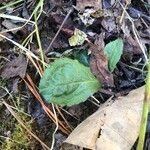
[0,0,150,149]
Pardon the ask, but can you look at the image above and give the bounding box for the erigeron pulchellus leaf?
[39,58,101,106]
[104,38,123,72]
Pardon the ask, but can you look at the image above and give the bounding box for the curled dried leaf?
[89,43,114,87]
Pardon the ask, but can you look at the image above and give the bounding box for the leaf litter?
[1,54,27,79]
[89,37,114,87]
[0,0,150,149]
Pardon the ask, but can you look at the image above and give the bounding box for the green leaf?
[39,58,101,106]
[104,38,123,72]
[73,49,90,66]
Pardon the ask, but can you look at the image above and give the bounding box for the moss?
[1,123,30,150]
[0,112,31,150]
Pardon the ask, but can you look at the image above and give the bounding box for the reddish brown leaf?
[89,42,114,87]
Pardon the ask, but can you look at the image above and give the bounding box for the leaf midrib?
[43,80,99,89]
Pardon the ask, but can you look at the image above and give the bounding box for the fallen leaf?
[0,0,11,2]
[62,86,144,150]
[78,9,95,26]
[1,54,27,79]
[69,28,87,46]
[89,42,114,87]
[124,35,145,55]
[12,78,19,93]
[91,9,112,18]
[76,0,102,12]
[51,13,74,30]
[76,0,102,26]
[101,17,117,33]
[67,105,83,118]
[2,19,19,34]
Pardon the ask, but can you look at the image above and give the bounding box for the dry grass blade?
[34,12,45,70]
[2,101,51,150]
[0,14,34,24]
[24,74,72,135]
[27,55,43,77]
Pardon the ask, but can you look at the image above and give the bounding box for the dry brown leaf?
[1,54,27,79]
[76,0,102,12]
[2,20,19,34]
[101,17,117,33]
[62,86,144,150]
[89,42,114,87]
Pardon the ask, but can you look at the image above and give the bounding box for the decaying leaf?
[91,9,112,18]
[62,86,144,150]
[101,17,117,33]
[78,9,96,26]
[69,28,87,46]
[2,19,19,34]
[90,43,114,87]
[1,54,27,79]
[76,0,102,12]
[76,0,102,25]
[39,58,101,106]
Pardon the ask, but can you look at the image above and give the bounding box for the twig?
[45,7,74,54]
[59,107,78,120]
[56,106,74,131]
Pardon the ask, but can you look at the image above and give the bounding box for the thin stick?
[45,7,74,54]
[91,96,100,104]
[59,107,78,120]
[56,106,73,131]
